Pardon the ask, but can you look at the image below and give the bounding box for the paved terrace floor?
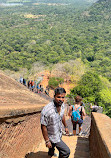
[25,116,91,158]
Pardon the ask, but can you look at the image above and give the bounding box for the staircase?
[25,117,91,158]
[25,135,90,158]
[74,137,90,158]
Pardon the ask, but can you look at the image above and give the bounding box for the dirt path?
[38,70,74,98]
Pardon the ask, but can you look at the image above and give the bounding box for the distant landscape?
[0,0,111,117]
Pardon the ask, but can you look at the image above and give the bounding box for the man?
[90,102,102,112]
[40,87,70,158]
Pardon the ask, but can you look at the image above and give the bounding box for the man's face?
[54,93,66,106]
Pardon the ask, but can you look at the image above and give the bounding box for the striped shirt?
[40,101,65,143]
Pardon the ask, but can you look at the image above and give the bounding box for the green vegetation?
[48,77,64,89]
[0,0,110,78]
[0,0,99,71]
[71,71,103,102]
[70,71,111,115]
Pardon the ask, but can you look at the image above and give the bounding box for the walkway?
[37,92,53,102]
[25,116,91,158]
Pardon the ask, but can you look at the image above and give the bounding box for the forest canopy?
[70,71,111,117]
[0,0,111,80]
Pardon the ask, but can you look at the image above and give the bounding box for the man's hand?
[46,141,52,148]
[62,114,69,135]
[65,127,69,135]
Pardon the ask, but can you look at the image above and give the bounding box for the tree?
[48,77,59,89]
[48,77,64,89]
[71,71,103,103]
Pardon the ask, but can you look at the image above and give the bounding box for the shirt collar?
[53,100,64,112]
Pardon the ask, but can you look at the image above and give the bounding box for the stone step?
[49,136,90,158]
[74,150,90,157]
[25,136,90,158]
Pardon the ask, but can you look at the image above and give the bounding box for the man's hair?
[75,95,82,103]
[54,87,66,97]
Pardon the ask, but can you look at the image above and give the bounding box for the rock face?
[0,72,50,158]
[0,72,48,106]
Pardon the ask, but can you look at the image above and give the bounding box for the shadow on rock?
[25,151,50,158]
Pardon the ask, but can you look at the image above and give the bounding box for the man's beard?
[54,100,63,107]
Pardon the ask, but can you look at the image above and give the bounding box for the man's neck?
[54,100,61,114]
[56,106,61,114]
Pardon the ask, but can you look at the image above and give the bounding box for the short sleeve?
[40,111,48,126]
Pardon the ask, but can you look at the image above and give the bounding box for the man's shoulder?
[41,101,54,115]
[46,101,54,107]
[92,105,98,108]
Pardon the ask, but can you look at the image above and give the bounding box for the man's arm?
[62,114,69,135]
[41,124,49,141]
[68,106,73,117]
[41,124,52,148]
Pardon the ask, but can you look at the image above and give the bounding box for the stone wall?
[0,106,44,158]
[89,112,111,158]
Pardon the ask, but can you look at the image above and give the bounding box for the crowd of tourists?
[19,77,50,95]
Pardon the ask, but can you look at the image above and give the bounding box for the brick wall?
[0,112,43,158]
[89,113,111,158]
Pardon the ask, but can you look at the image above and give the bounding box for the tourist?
[68,95,86,136]
[90,102,102,112]
[40,87,70,157]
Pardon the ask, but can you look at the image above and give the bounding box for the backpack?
[72,105,81,122]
